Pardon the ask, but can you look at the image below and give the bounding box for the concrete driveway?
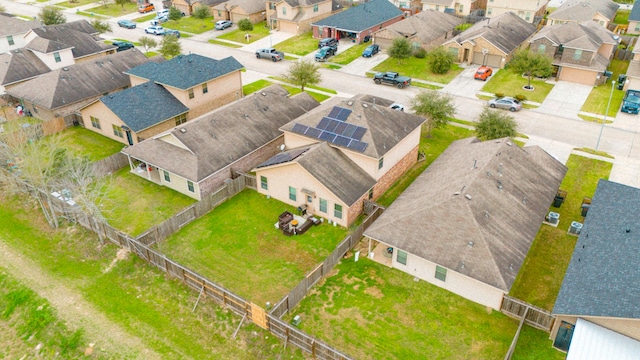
[535,81,593,120]
[441,65,496,99]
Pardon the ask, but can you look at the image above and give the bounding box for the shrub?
[238,18,253,31]
[428,46,454,74]
[413,48,427,59]
[495,92,505,98]
[514,94,526,102]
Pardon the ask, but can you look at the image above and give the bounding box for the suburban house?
[420,0,486,16]
[5,50,156,125]
[551,180,640,358]
[212,0,267,23]
[363,137,567,309]
[256,94,426,227]
[623,47,640,91]
[373,9,462,50]
[627,0,640,35]
[311,0,404,43]
[388,0,423,16]
[79,54,244,145]
[121,85,321,200]
[529,20,618,85]
[266,0,336,34]
[442,11,536,68]
[172,0,226,16]
[547,0,620,28]
[485,0,549,24]
[0,14,40,54]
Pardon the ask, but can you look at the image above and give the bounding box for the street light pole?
[596,80,616,152]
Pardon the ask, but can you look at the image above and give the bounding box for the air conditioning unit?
[569,221,583,235]
[546,211,560,225]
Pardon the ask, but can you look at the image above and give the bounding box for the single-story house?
[121,85,320,200]
[551,180,640,355]
[260,94,426,227]
[267,0,336,34]
[529,20,618,86]
[442,12,536,68]
[212,0,267,23]
[627,0,640,35]
[79,54,244,145]
[0,14,41,54]
[373,9,462,50]
[421,0,485,16]
[485,0,548,24]
[547,0,620,28]
[363,137,567,309]
[172,0,226,16]
[311,0,404,44]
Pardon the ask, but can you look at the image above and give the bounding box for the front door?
[125,130,134,146]
[553,321,575,351]
[463,48,470,62]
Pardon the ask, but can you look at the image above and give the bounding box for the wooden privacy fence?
[501,295,555,332]
[92,153,129,177]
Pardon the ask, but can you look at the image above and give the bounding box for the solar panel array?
[257,147,309,168]
[290,106,369,153]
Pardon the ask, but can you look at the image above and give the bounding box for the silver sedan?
[488,97,522,112]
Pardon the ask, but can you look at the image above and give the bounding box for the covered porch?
[366,238,393,267]
[124,154,162,184]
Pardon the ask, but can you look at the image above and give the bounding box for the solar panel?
[317,117,330,130]
[333,135,351,147]
[352,127,366,140]
[328,107,341,119]
[325,120,340,133]
[258,147,309,168]
[291,123,309,135]
[347,140,368,152]
[334,122,347,135]
[303,127,320,138]
[319,131,336,142]
[342,124,357,138]
[335,107,352,121]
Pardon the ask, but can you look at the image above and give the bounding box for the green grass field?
[275,32,317,56]
[217,21,270,44]
[53,127,124,161]
[164,16,215,34]
[481,69,554,103]
[580,59,629,117]
[373,56,464,84]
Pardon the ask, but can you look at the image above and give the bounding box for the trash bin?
[581,197,592,217]
[553,190,567,208]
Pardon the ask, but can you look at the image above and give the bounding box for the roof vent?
[347,100,354,106]
[507,141,512,146]
[626,228,631,233]
[180,128,186,133]
[465,194,472,200]
[460,261,465,269]
[62,67,69,71]
[509,264,514,271]
[467,241,474,248]
[261,92,266,96]
[362,103,368,108]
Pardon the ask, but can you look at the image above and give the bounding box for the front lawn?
[164,17,215,34]
[56,0,97,8]
[54,127,124,161]
[580,59,628,117]
[100,167,196,236]
[243,79,272,95]
[372,56,464,84]
[83,2,138,17]
[217,21,270,44]
[331,43,370,65]
[159,190,348,306]
[509,155,613,310]
[208,39,243,48]
[275,32,318,56]
[481,70,554,103]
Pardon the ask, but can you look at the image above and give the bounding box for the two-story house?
[212,0,267,23]
[421,0,486,16]
[79,54,244,145]
[0,14,40,54]
[485,0,548,24]
[547,0,619,28]
[266,0,335,34]
[529,20,618,85]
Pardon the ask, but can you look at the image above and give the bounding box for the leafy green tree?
[138,36,157,53]
[39,6,66,25]
[284,59,321,92]
[387,37,411,64]
[410,91,456,138]
[91,20,111,34]
[160,34,181,59]
[428,46,454,74]
[168,6,183,21]
[114,0,129,8]
[475,108,517,141]
[238,18,253,31]
[508,49,553,89]
[192,5,211,27]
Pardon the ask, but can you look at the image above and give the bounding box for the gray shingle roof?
[280,94,426,159]
[364,137,567,292]
[374,9,462,45]
[126,54,243,90]
[444,12,536,55]
[531,20,617,52]
[0,48,51,86]
[553,180,640,319]
[548,0,620,23]
[213,0,266,13]
[31,20,113,59]
[281,0,326,8]
[631,0,640,21]
[311,0,403,32]
[7,50,155,112]
[101,81,189,132]
[121,85,321,182]
[0,14,40,37]
[25,36,74,54]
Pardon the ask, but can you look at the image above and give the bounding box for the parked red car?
[474,66,493,81]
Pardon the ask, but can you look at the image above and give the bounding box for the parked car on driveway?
[488,97,521,112]
[474,66,493,81]
[157,9,169,17]
[318,37,338,49]
[362,44,379,57]
[315,45,337,62]
[150,15,168,26]
[390,103,405,111]
[138,3,155,13]
[215,20,232,30]
[117,19,137,29]
[164,29,180,38]
[145,25,165,35]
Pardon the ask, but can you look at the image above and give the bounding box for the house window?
[459,4,463,13]
[90,116,101,129]
[307,195,312,203]
[175,114,187,126]
[487,8,492,15]
[435,265,447,281]
[269,3,275,10]
[187,180,194,192]
[397,250,407,265]
[54,52,61,63]
[260,176,268,190]
[288,186,296,201]
[7,35,14,46]
[525,12,531,21]
[202,83,208,94]
[217,10,221,16]
[435,5,439,10]
[489,0,493,2]
[378,157,384,169]
[368,188,374,199]
[537,44,546,53]
[188,88,194,99]
[282,7,286,15]
[112,124,123,138]
[334,204,342,219]
[573,49,582,61]
[313,4,318,12]
[635,23,640,31]
[163,170,171,182]
[399,1,406,7]
[319,198,327,213]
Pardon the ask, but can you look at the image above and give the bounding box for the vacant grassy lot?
[580,59,628,117]
[159,190,348,306]
[275,32,317,56]
[331,43,370,65]
[217,21,270,44]
[373,56,464,84]
[510,155,613,310]
[0,195,303,359]
[482,69,554,103]
[53,127,124,161]
[101,167,196,236]
[164,17,215,33]
[84,2,137,17]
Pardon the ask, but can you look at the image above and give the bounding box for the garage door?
[472,52,502,67]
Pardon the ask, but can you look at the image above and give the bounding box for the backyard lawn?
[54,127,124,161]
[481,69,554,103]
[372,56,464,84]
[510,155,613,310]
[217,21,270,44]
[158,190,349,306]
[101,167,196,236]
[275,32,317,56]
[580,59,629,117]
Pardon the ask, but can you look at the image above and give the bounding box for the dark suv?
[315,45,337,62]
[318,37,338,49]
